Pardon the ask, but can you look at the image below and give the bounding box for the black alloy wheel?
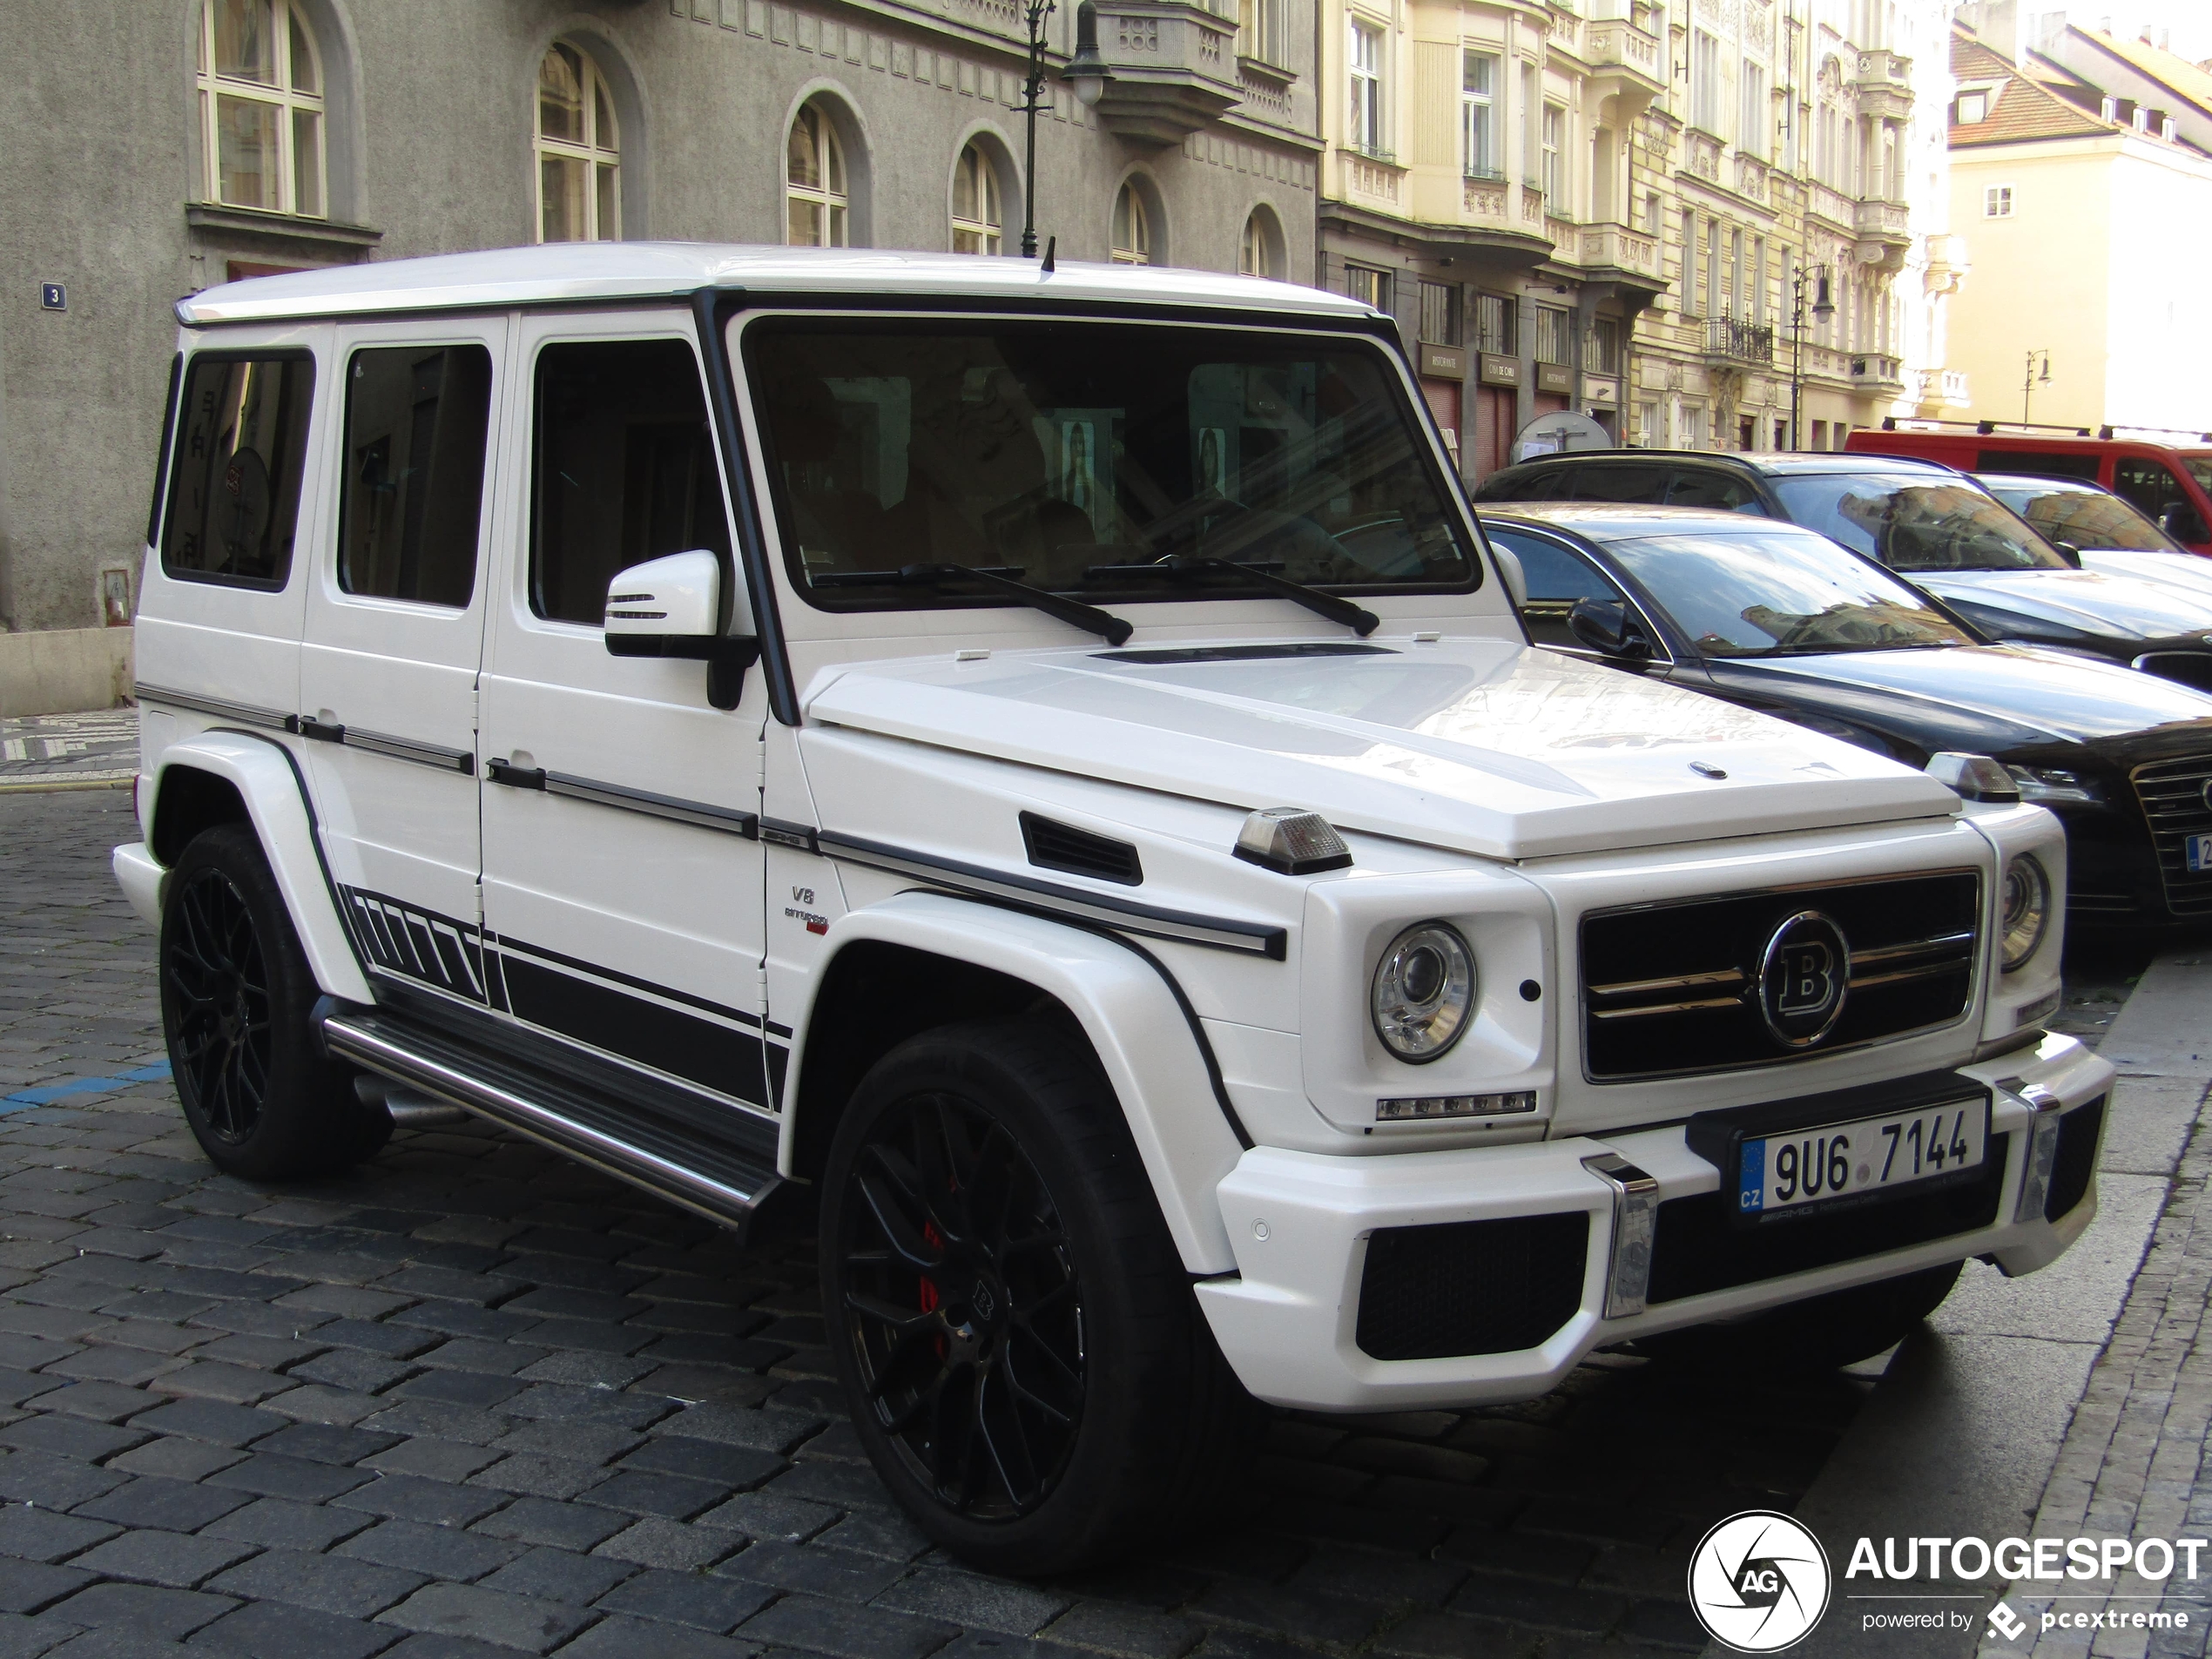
[165,863,273,1143]
[838,1089,1085,1519]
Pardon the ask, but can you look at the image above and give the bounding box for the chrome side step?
[321,1008,783,1238]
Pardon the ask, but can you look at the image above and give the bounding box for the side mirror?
[1567,597,1650,661]
[604,550,760,711]
[1491,544,1528,609]
[2048,536,2083,567]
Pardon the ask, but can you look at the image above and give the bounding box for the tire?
[819,1018,1264,1576]
[1638,1259,1965,1377]
[159,824,392,1180]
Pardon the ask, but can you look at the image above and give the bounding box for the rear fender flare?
[782,891,1244,1274]
[150,734,374,1005]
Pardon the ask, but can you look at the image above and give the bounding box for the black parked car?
[1976,473,2212,615]
[1477,502,2212,927]
[1474,449,2212,691]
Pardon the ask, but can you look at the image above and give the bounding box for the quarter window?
[952,144,1002,254]
[197,0,326,218]
[536,44,620,243]
[530,341,732,626]
[338,346,496,609]
[787,104,849,247]
[1110,183,1151,264]
[162,354,316,590]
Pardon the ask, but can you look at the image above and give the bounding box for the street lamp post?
[1788,260,1834,450]
[2022,349,2052,423]
[1014,0,1112,260]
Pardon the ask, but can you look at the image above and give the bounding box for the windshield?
[1983,481,2176,552]
[1603,528,1974,657]
[745,320,1476,610]
[1770,472,2071,571]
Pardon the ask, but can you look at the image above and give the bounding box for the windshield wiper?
[1082,555,1379,637]
[811,563,1132,647]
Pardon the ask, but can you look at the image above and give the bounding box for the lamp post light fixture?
[1010,0,1112,260]
[1788,260,1834,450]
[2022,348,2052,423]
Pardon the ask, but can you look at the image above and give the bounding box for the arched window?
[1239,210,1284,279]
[197,0,326,217]
[786,104,848,247]
[951,144,1002,255]
[536,43,620,243]
[1110,183,1150,265]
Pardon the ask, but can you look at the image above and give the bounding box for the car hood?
[1716,643,2212,745]
[1912,567,2212,641]
[801,639,1960,861]
[2078,549,2212,606]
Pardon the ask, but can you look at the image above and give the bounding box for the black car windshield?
[745,320,1476,609]
[1602,528,1974,657]
[1982,480,2175,552]
[1770,472,2071,571]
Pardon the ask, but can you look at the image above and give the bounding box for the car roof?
[1491,448,1958,478]
[173,241,1381,327]
[1476,502,1837,541]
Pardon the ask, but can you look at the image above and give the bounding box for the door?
[476,310,775,1114]
[299,319,503,1002]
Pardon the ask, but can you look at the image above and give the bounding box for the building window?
[1111,182,1151,264]
[1957,91,1987,123]
[1636,401,1658,448]
[1984,184,2013,218]
[1739,62,1767,158]
[952,143,1001,254]
[1691,30,1721,133]
[1239,209,1284,279]
[1238,0,1283,67]
[1462,52,1501,179]
[1681,402,1707,449]
[1419,280,1460,346]
[1541,104,1564,206]
[1344,264,1390,310]
[197,0,326,218]
[1533,305,1570,366]
[1521,63,1538,186]
[1348,19,1387,158]
[1584,318,1620,374]
[1644,190,1662,233]
[787,103,848,246]
[1475,292,1513,354]
[536,44,620,244]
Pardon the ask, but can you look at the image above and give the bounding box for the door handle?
[485,759,547,790]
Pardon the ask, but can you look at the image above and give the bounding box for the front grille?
[1355,1212,1588,1360]
[2046,1096,2105,1222]
[2131,754,2212,916]
[1018,813,1143,886]
[1580,872,1981,1081]
[1647,1134,2009,1304]
[2133,652,2212,694]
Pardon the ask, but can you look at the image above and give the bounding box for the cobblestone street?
[0,788,1893,1659]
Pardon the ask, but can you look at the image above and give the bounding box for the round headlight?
[2000,854,2050,972]
[1371,922,1476,1062]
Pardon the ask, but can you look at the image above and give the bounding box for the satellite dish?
[1511,410,1614,463]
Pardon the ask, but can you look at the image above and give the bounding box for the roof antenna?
[1041,235,1056,274]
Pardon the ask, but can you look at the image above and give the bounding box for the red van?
[1847,422,2212,556]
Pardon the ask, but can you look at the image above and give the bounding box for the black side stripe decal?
[489,936,762,1028]
[496,955,771,1107]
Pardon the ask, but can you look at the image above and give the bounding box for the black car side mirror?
[1568,597,1651,661]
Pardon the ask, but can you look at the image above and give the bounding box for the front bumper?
[1195,1033,2112,1412]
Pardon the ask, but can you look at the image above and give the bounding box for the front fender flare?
[150,734,374,1005]
[783,892,1244,1275]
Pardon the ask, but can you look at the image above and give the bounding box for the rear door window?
[1561,463,1669,503]
[1978,449,2099,482]
[338,345,495,608]
[1664,469,1766,513]
[162,353,316,590]
[2114,456,2191,522]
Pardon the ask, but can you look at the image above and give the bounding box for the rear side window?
[1664,469,1765,513]
[1561,463,1669,503]
[1979,449,2098,482]
[2113,456,2190,520]
[531,340,732,626]
[162,354,316,590]
[338,345,495,608]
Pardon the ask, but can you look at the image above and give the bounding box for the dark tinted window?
[1477,467,1564,502]
[531,340,732,626]
[1664,469,1765,513]
[1979,448,2099,482]
[162,354,315,589]
[339,345,494,608]
[1561,463,1669,503]
[1486,527,1622,602]
[2113,457,2189,521]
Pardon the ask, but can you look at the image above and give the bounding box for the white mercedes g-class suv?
[117,245,2110,1574]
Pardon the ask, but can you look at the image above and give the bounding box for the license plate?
[2188,833,2212,874]
[1737,1099,1987,1219]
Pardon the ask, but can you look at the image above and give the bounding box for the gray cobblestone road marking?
[0,790,1898,1659]
[0,714,138,793]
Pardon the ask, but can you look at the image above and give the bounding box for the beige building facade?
[1312,0,1960,482]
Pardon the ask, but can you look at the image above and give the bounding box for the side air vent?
[1019,813,1143,886]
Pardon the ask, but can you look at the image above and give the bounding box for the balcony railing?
[1850,353,1904,388]
[1583,19,1663,85]
[1346,141,1399,165]
[1704,319,1775,365]
[1577,222,1661,279]
[1854,199,1910,239]
[1940,368,1970,406]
